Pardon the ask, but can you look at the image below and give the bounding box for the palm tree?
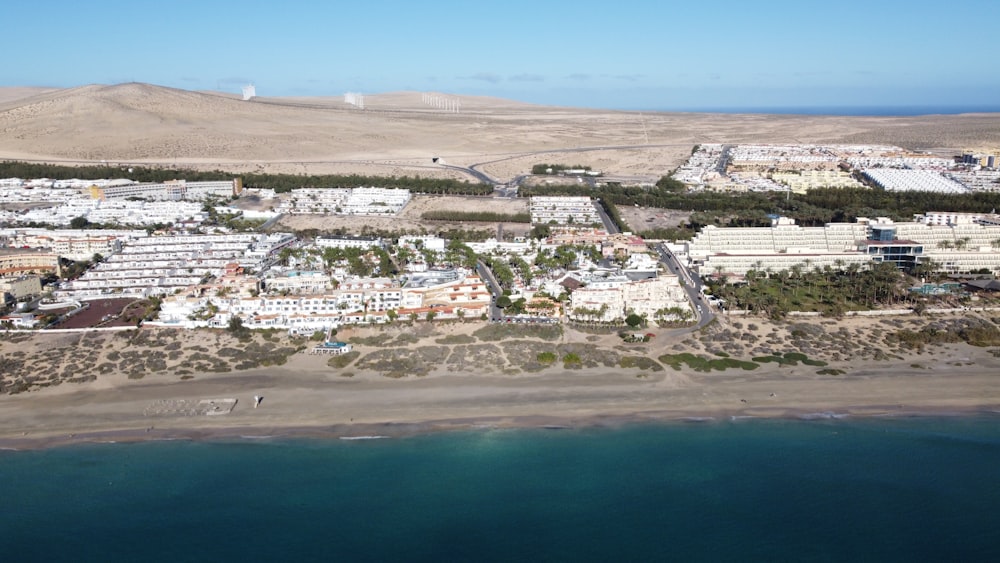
[801,259,815,297]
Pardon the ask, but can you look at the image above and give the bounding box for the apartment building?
[277,187,411,215]
[89,179,242,201]
[56,233,295,298]
[315,235,384,250]
[0,251,60,277]
[687,214,1000,277]
[530,196,601,225]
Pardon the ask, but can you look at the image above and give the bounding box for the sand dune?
[1,83,998,181]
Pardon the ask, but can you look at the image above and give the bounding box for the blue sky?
[5,0,998,111]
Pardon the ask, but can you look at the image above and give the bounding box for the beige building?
[569,285,625,322]
[771,170,862,194]
[0,251,60,277]
[49,236,121,261]
[622,275,688,318]
[0,275,42,301]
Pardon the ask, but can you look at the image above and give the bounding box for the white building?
[315,235,384,250]
[530,196,601,226]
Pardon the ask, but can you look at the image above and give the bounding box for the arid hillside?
[1,83,999,181]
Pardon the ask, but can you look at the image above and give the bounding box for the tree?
[227,316,246,334]
[496,295,512,308]
[70,216,90,229]
[530,224,551,239]
[426,311,437,322]
[396,246,414,267]
[625,312,644,328]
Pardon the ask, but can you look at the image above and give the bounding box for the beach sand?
[2,312,999,448]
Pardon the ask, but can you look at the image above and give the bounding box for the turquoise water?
[3,417,1000,562]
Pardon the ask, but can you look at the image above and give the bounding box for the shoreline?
[4,400,1000,452]
[4,312,1000,451]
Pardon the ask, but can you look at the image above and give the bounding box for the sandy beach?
[2,311,999,449]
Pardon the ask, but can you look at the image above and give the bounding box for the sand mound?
[1,83,999,179]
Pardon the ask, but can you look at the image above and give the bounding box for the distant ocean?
[4,417,1000,562]
[649,105,1000,116]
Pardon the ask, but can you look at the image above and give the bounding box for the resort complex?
[687,213,1000,278]
[4,138,1000,332]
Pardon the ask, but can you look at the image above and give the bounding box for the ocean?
[3,416,999,562]
[647,105,1000,116]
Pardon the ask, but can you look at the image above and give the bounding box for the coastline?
[4,404,1000,452]
[3,360,999,450]
[4,312,1000,451]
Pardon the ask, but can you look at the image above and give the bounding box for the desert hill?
[1,82,999,181]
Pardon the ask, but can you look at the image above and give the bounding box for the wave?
[798,412,850,420]
[339,435,389,440]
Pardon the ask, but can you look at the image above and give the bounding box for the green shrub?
[537,351,557,364]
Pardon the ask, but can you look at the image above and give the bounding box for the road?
[654,243,714,329]
[593,199,620,234]
[431,143,694,195]
[475,260,504,322]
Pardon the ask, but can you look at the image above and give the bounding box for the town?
[3,142,1000,334]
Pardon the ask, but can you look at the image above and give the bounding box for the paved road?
[440,163,499,186]
[654,243,714,329]
[594,199,620,234]
[475,260,504,322]
[431,143,693,194]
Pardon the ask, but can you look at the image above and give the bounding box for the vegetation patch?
[562,353,582,367]
[888,317,1000,349]
[816,368,846,376]
[393,332,421,345]
[619,356,663,371]
[502,340,564,372]
[446,344,504,373]
[473,323,562,342]
[348,333,396,347]
[422,210,530,223]
[356,346,450,377]
[658,353,758,372]
[537,351,558,364]
[434,334,477,345]
[554,343,618,369]
[327,350,361,369]
[752,352,827,367]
